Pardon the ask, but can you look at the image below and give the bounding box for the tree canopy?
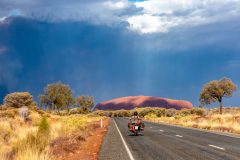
[76,96,94,113]
[199,77,237,114]
[39,82,74,111]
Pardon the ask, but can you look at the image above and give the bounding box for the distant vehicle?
[128,112,145,136]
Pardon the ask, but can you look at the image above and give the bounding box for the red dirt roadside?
[52,118,109,160]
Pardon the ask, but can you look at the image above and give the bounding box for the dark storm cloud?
[1,0,240,34]
[0,16,240,106]
[0,0,139,25]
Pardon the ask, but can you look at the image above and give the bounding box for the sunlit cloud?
[127,0,240,33]
[1,0,240,33]
[0,16,6,22]
[103,1,129,10]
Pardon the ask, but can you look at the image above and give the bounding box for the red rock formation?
[95,96,193,110]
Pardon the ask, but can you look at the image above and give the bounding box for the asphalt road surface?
[99,118,240,160]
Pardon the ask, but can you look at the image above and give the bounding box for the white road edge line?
[113,119,135,160]
[176,135,183,138]
[208,144,225,150]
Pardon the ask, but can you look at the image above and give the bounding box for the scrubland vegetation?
[0,77,240,159]
[0,106,105,160]
[0,105,105,160]
[145,108,240,134]
[94,107,240,134]
[0,82,105,160]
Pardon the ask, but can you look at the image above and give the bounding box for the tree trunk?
[219,99,223,115]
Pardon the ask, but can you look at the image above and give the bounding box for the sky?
[0,0,240,107]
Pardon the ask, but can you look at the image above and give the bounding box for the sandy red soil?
[51,119,109,160]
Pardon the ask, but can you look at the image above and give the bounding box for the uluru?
[95,96,193,110]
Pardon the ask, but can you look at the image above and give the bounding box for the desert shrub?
[135,107,161,117]
[144,113,158,119]
[141,108,166,118]
[92,107,205,118]
[190,108,205,116]
[165,108,177,117]
[137,108,148,117]
[69,108,87,115]
[38,116,50,135]
[114,110,130,117]
[4,92,33,108]
[111,112,117,117]
[177,109,191,117]
[34,109,50,117]
[59,110,69,116]
[93,110,110,117]
[136,108,152,117]
[158,108,166,117]
[92,107,174,118]
[29,116,50,151]
[14,117,50,159]
[107,111,113,117]
[92,110,103,116]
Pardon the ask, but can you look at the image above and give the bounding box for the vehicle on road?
[128,112,145,136]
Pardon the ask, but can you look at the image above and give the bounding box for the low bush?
[165,108,177,117]
[92,110,110,117]
[38,116,50,135]
[113,110,131,117]
[4,92,33,108]
[144,113,158,119]
[92,107,207,119]
[69,108,86,115]
[190,108,205,116]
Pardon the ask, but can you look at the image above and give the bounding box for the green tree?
[199,77,237,114]
[76,96,94,113]
[39,82,74,111]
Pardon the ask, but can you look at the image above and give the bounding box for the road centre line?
[208,144,225,150]
[146,121,240,139]
[113,119,135,160]
[176,135,183,138]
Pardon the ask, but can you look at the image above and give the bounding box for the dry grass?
[145,108,240,134]
[0,107,105,160]
[94,107,240,134]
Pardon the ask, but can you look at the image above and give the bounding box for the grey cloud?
[0,0,138,25]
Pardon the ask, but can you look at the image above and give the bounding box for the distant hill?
[95,96,193,110]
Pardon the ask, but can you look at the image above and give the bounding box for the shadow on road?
[128,133,144,136]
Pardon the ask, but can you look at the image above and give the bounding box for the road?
[99,118,240,160]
